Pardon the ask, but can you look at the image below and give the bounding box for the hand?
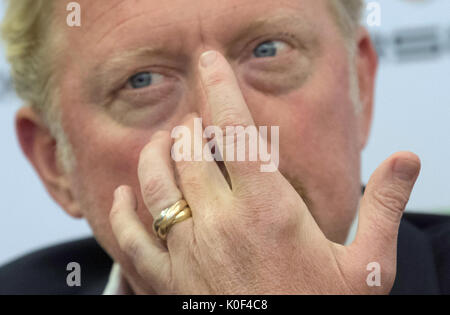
[109,51,421,294]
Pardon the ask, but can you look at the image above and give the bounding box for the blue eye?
[128,72,153,89]
[253,41,278,58]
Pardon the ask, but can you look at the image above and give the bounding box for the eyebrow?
[87,10,318,102]
[85,46,169,103]
[93,47,164,86]
[241,14,314,37]
[97,11,315,68]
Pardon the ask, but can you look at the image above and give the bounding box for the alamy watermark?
[366,262,381,287]
[66,1,382,28]
[171,118,279,173]
[66,2,81,27]
[365,1,382,27]
[66,262,81,287]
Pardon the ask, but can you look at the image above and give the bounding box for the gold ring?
[153,199,191,240]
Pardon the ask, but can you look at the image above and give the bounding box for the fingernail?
[393,159,419,181]
[200,51,217,68]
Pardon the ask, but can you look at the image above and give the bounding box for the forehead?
[57,0,332,49]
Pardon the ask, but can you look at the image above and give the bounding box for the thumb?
[353,151,420,264]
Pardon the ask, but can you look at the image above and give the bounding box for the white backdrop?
[1,0,449,265]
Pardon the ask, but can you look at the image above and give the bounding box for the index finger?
[198,50,279,188]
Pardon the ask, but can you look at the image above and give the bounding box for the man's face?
[55,0,371,281]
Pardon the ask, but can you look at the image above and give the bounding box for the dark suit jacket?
[0,213,449,294]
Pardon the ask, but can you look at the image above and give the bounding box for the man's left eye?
[253,40,288,58]
[126,72,164,89]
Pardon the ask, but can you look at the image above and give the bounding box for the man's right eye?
[126,71,163,89]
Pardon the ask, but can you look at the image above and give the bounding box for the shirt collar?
[102,262,133,295]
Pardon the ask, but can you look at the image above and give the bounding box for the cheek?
[61,104,155,230]
[241,53,361,204]
[244,79,359,171]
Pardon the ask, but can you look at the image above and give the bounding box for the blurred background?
[1,0,449,265]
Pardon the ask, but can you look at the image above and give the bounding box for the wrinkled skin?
[16,0,420,294]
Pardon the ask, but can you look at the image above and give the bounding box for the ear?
[354,27,378,150]
[16,106,83,218]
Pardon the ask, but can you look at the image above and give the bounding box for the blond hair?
[329,0,364,38]
[1,0,58,120]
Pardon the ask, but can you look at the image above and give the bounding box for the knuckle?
[208,214,242,247]
[238,194,299,235]
[109,204,120,222]
[138,135,169,172]
[275,204,300,230]
[204,70,227,88]
[109,195,126,223]
[141,176,169,201]
[175,161,191,178]
[118,230,142,262]
[261,203,299,236]
[176,164,201,188]
[214,107,245,130]
[138,143,153,168]
[372,185,408,221]
[199,200,235,234]
[181,177,203,194]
